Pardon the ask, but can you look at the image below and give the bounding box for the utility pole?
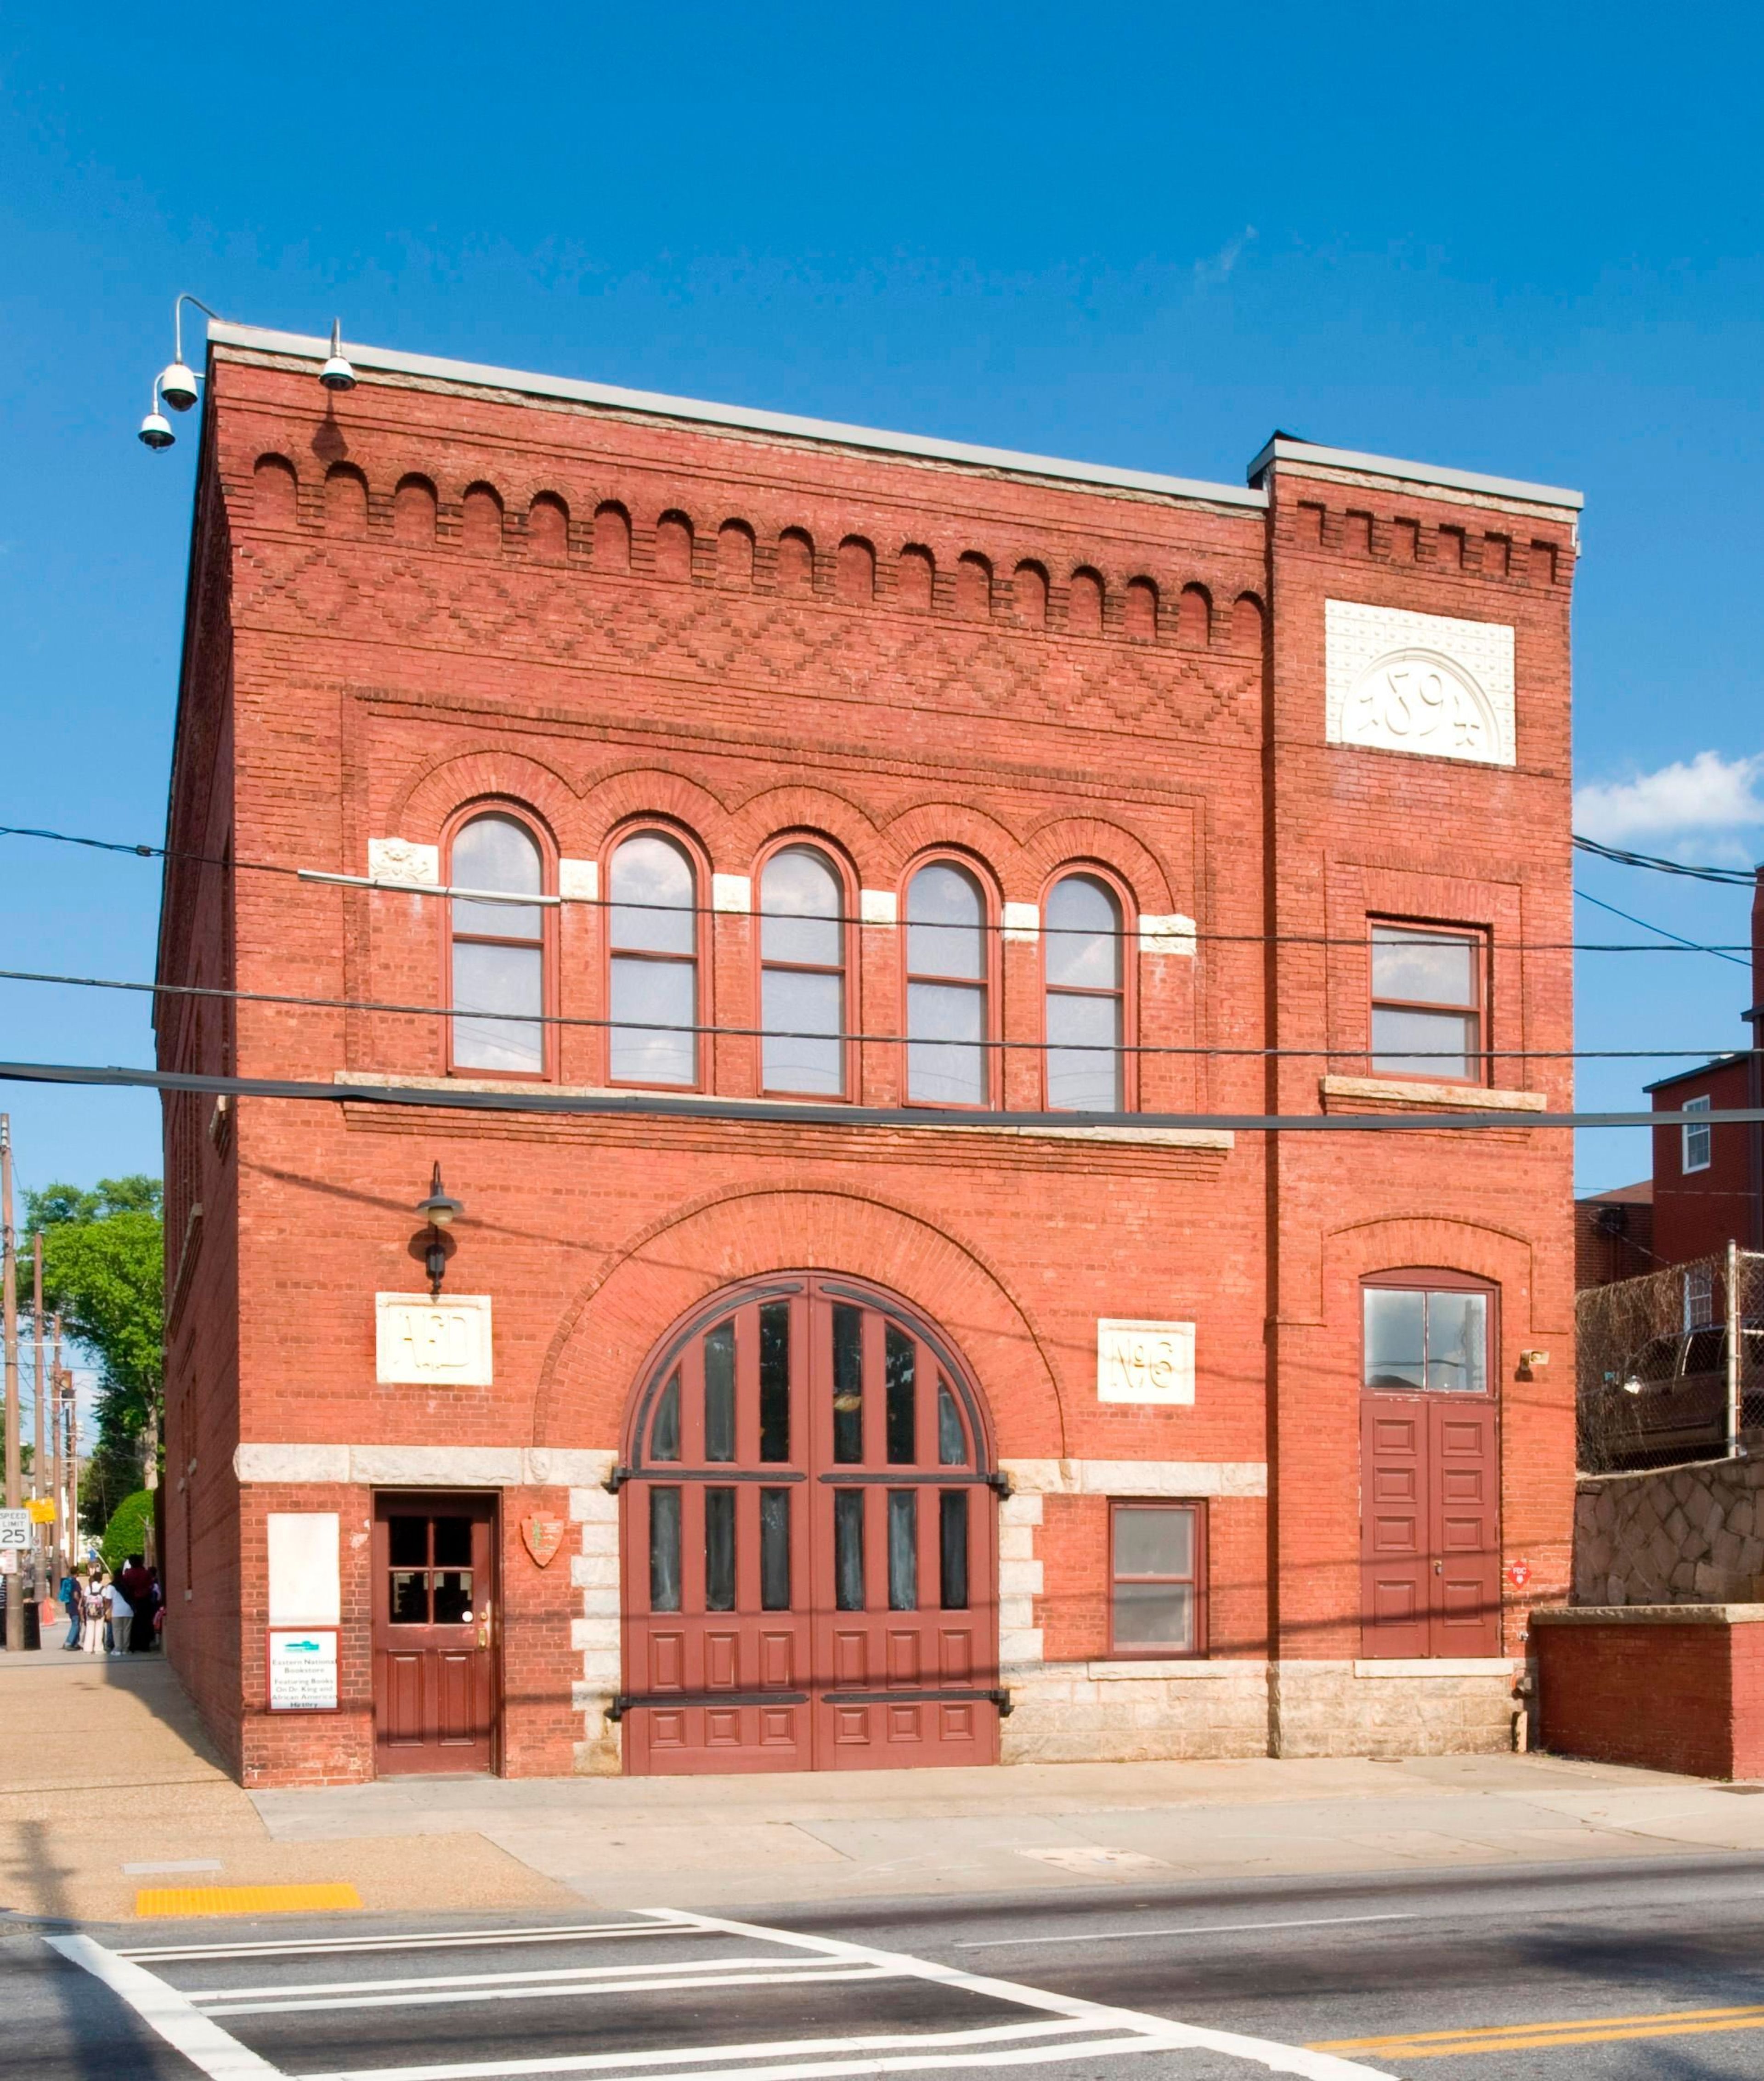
[32,1231,45,1588]
[2,1116,20,1651]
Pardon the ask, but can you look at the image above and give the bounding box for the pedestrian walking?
[105,1571,133,1656]
[59,1568,81,1650]
[119,1555,156,1653]
[80,1573,107,1654]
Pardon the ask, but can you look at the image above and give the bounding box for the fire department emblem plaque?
[520,1513,566,1568]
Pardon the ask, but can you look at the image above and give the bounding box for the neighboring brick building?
[1573,1179,1654,1289]
[157,319,1581,1786]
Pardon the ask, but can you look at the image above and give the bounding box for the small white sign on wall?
[268,1628,338,1711]
[267,1512,340,1625]
[375,1294,494,1385]
[1097,1320,1196,1405]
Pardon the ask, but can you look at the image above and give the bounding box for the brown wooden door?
[621,1276,1000,1775]
[372,1494,499,1773]
[1360,1399,1499,1658]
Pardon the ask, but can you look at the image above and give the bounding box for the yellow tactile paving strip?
[1313,2001,1764,2058]
[136,1881,364,1918]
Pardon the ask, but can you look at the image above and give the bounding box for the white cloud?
[1193,226,1256,291]
[1573,749,1764,842]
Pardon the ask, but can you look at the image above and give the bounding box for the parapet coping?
[209,319,1266,511]
[333,1070,1234,1151]
[1246,434,1583,512]
[208,320,1579,518]
[1532,1603,1764,1626]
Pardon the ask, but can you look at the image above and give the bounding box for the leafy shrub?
[100,1489,154,1574]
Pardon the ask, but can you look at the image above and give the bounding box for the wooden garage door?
[618,1275,1001,1775]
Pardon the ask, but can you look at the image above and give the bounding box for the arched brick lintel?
[530,1186,1069,1460]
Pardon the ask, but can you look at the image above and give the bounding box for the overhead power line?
[0,1057,1757,1133]
[1574,887,1751,970]
[0,822,1754,953]
[1572,834,1759,885]
[0,962,1746,1062]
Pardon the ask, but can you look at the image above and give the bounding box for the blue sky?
[0,1,1760,1222]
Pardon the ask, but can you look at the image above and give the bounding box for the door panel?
[371,1495,498,1773]
[621,1277,1000,1774]
[1360,1393,1500,1659]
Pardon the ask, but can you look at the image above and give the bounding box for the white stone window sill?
[1352,1657,1521,1678]
[1320,1074,1545,1113]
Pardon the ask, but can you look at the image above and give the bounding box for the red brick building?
[157,320,1581,1786]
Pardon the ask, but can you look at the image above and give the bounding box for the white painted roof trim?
[208,319,1268,510]
[1247,434,1583,512]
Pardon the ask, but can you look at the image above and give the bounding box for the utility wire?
[0,962,1745,1062]
[1574,886,1751,970]
[1572,834,1758,885]
[3,1057,1760,1132]
[0,821,1754,953]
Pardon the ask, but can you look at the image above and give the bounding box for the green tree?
[29,1176,163,1532]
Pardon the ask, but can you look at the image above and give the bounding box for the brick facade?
[157,329,1579,1784]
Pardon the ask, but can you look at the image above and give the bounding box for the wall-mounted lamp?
[137,296,357,448]
[1520,1350,1550,1372]
[416,1162,464,1298]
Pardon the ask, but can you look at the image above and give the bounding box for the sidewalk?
[10,1644,1764,1922]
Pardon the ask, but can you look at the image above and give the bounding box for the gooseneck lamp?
[416,1163,464,1298]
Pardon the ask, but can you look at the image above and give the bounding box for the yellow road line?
[136,1883,363,1919]
[1312,2000,1764,2058]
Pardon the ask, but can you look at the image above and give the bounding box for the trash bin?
[0,1583,42,1649]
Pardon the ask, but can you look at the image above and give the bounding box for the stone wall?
[1574,1457,1764,1606]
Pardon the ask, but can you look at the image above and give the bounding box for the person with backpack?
[58,1568,80,1650]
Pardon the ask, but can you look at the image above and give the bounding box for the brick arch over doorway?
[528,1186,1069,1461]
[614,1270,1003,1774]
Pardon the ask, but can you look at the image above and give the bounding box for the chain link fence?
[1578,1246,1764,1474]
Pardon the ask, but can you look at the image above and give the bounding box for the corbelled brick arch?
[721,780,884,879]
[574,763,735,859]
[529,1186,1070,1463]
[1019,813,1182,917]
[388,748,580,847]
[873,800,1025,895]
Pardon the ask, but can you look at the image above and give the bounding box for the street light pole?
[2,1117,20,1651]
[32,1230,46,1586]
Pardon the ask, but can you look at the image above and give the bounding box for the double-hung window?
[1682,1093,1712,1174]
[1370,922,1485,1083]
[608,833,699,1087]
[449,813,547,1075]
[1045,874,1125,1109]
[905,862,990,1106]
[759,846,847,1096]
[1109,1502,1204,1656]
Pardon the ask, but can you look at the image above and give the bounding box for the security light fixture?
[138,379,175,451]
[159,359,199,412]
[319,318,357,393]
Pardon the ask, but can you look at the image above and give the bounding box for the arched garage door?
[616,1274,1001,1774]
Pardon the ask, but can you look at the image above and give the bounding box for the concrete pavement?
[15,1642,1764,1922]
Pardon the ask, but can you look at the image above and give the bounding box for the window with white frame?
[1682,1093,1712,1174]
[1684,1264,1715,1331]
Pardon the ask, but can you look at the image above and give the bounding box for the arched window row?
[249,454,1263,650]
[441,810,1150,1112]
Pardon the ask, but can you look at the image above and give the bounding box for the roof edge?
[207,320,1270,511]
[1246,433,1583,512]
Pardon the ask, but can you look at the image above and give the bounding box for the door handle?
[477,1606,492,1648]
[1434,1561,1443,1575]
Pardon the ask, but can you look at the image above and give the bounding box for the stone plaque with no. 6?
[1097,1319,1195,1405]
[375,1294,493,1385]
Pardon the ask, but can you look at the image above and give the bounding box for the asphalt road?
[7,1849,1764,2080]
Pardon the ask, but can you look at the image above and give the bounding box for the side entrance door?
[371,1492,500,1773]
[1360,1276,1500,1659]
[619,1275,1001,1775]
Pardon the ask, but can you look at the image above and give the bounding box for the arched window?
[449,813,546,1076]
[759,846,846,1096]
[905,862,989,1106]
[1044,874,1125,1110]
[609,833,698,1086]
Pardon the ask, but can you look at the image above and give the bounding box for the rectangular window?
[1363,1284,1489,1394]
[759,1488,791,1610]
[648,1487,681,1613]
[1109,1502,1204,1656]
[939,1490,969,1610]
[1685,1265,1715,1331]
[703,1486,735,1612]
[1369,922,1485,1083]
[703,1321,735,1463]
[1683,1093,1712,1174]
[887,1490,918,1610]
[885,1325,916,1464]
[834,1489,865,1611]
[758,1301,791,1463]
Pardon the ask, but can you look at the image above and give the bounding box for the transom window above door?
[1369,921,1485,1083]
[1364,1279,1491,1394]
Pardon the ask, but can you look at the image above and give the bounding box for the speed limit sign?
[0,1509,29,1550]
